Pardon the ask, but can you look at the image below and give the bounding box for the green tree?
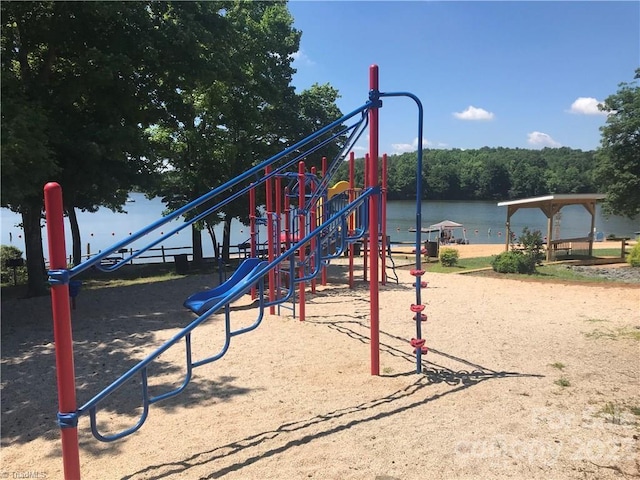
[1,2,231,294]
[296,83,346,168]
[509,155,547,198]
[595,68,640,218]
[149,1,306,261]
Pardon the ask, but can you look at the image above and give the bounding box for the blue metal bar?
[65,101,374,277]
[89,119,365,273]
[76,187,377,442]
[149,334,193,404]
[192,280,267,368]
[304,110,370,211]
[380,91,424,373]
[89,368,150,442]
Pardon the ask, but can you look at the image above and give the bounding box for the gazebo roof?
[497,194,606,211]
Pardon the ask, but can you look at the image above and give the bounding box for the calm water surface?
[1,194,638,261]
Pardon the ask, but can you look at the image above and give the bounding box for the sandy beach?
[1,242,638,479]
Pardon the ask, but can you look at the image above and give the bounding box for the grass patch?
[549,362,565,370]
[535,264,615,283]
[584,326,640,341]
[591,248,628,257]
[554,377,571,387]
[597,402,625,425]
[629,406,640,416]
[81,272,179,289]
[423,255,495,273]
[1,261,212,299]
[426,255,632,283]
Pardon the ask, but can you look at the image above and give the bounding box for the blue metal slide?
[183,258,266,315]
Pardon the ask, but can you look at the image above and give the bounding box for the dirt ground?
[1,243,638,479]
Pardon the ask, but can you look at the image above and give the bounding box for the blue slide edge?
[184,257,265,315]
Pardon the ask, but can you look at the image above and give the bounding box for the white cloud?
[453,106,495,121]
[391,137,430,154]
[291,49,315,66]
[568,97,607,116]
[527,131,561,148]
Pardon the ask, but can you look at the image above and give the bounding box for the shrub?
[503,227,544,274]
[628,242,640,267]
[439,247,459,267]
[518,227,544,261]
[1,245,27,285]
[492,251,526,273]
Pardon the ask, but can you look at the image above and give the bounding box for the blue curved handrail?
[65,103,373,276]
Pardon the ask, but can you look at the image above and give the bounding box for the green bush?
[1,245,27,285]
[492,251,526,273]
[628,243,640,267]
[439,247,459,267]
[502,227,544,274]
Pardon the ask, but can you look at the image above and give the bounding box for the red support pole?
[321,157,328,286]
[265,166,275,315]
[368,64,381,376]
[284,187,292,304]
[298,161,306,321]
[275,174,282,251]
[249,184,257,300]
[381,153,388,285]
[44,182,82,480]
[275,174,283,301]
[310,166,317,294]
[363,154,369,283]
[284,187,291,251]
[348,152,355,289]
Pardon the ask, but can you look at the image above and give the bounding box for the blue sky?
[288,1,639,155]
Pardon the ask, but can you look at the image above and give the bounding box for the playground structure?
[44,65,425,479]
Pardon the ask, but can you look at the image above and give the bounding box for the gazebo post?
[504,207,514,251]
[546,214,554,261]
[584,201,597,257]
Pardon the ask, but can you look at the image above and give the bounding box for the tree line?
[335,146,598,201]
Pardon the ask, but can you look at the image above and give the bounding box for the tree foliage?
[336,147,599,202]
[1,1,236,293]
[2,1,335,291]
[595,68,640,219]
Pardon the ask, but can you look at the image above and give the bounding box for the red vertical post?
[363,154,369,283]
[298,161,306,321]
[275,175,283,302]
[368,64,381,376]
[284,187,292,299]
[249,184,257,300]
[381,153,388,285]
[310,166,317,294]
[265,166,275,315]
[275,175,282,252]
[321,157,328,286]
[284,187,291,251]
[348,152,355,289]
[44,182,81,480]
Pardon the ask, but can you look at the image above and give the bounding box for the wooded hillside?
[335,147,598,201]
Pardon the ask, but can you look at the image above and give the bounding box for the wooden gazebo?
[497,194,606,261]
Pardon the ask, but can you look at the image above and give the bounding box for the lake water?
[1,193,638,261]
